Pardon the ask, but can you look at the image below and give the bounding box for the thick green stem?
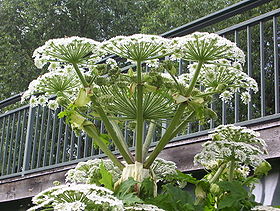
[136,60,144,163]
[185,61,203,97]
[83,123,124,170]
[228,160,235,182]
[90,96,134,164]
[209,163,226,184]
[142,122,156,160]
[110,120,131,156]
[73,63,89,87]
[144,103,187,168]
[169,112,195,138]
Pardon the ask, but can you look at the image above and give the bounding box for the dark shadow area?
[0,197,32,211]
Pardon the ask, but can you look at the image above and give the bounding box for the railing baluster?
[77,135,82,159]
[1,115,11,175]
[69,130,75,161]
[62,124,69,162]
[22,106,36,175]
[0,117,6,167]
[273,16,279,113]
[260,21,266,117]
[234,30,240,123]
[7,113,16,174]
[84,134,89,158]
[17,109,27,172]
[55,116,63,164]
[43,109,52,167]
[36,107,47,168]
[12,111,22,173]
[49,109,58,165]
[31,107,41,169]
[247,26,253,120]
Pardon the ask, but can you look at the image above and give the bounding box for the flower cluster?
[151,158,177,181]
[21,68,81,109]
[194,125,267,170]
[33,37,102,69]
[66,158,177,185]
[28,184,124,211]
[66,159,122,184]
[101,34,172,62]
[171,32,245,63]
[178,60,258,104]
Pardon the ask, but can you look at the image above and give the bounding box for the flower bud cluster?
[66,159,122,184]
[179,60,258,104]
[194,125,267,170]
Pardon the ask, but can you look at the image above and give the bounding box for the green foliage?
[139,178,155,199]
[98,162,114,190]
[165,170,198,187]
[114,178,143,205]
[254,161,272,178]
[217,181,257,211]
[147,183,195,211]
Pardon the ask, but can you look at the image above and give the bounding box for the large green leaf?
[146,184,195,211]
[114,178,143,205]
[98,162,113,190]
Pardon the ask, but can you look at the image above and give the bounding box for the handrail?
[161,0,272,37]
[0,93,22,110]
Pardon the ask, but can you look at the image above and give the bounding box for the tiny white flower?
[48,100,59,110]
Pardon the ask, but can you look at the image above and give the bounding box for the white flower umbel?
[171,32,245,64]
[65,159,122,184]
[21,69,81,104]
[53,201,86,211]
[151,158,177,181]
[101,34,172,62]
[125,204,165,211]
[33,37,102,68]
[194,125,267,171]
[28,184,124,211]
[181,61,258,104]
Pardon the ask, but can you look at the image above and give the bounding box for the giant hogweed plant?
[22,33,272,210]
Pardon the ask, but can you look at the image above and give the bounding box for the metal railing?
[0,0,279,179]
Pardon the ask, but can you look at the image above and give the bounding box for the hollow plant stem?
[209,163,226,184]
[228,160,235,181]
[90,95,134,164]
[72,63,134,164]
[83,123,124,170]
[185,61,203,97]
[72,63,89,87]
[144,61,204,168]
[136,60,144,163]
[142,121,156,160]
[144,103,187,168]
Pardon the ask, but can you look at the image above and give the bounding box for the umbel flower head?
[101,34,172,62]
[33,36,102,68]
[28,184,124,211]
[194,125,267,170]
[171,32,245,63]
[178,60,258,104]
